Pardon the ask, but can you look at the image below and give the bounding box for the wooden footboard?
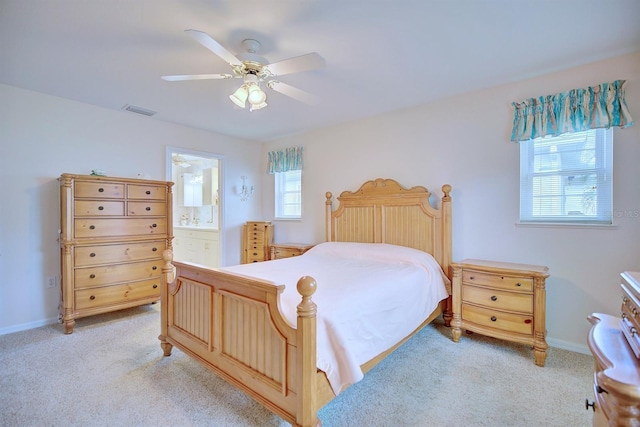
[159,250,322,427]
[158,179,453,426]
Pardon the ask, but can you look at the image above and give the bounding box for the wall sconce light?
[239,176,254,201]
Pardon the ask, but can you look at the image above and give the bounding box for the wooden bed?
[158,178,452,427]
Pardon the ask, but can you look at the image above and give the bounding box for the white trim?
[515,222,618,230]
[547,337,591,355]
[0,317,59,336]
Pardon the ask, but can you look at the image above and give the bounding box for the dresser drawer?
[75,181,125,199]
[74,241,165,267]
[273,247,305,258]
[75,278,160,310]
[127,184,166,200]
[75,200,125,216]
[462,270,533,292]
[462,285,533,314]
[74,259,162,288]
[75,218,167,238]
[127,201,167,216]
[461,303,533,335]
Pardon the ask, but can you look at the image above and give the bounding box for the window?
[519,128,613,224]
[275,170,302,219]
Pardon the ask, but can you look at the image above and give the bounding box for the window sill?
[515,222,618,230]
[273,217,302,222]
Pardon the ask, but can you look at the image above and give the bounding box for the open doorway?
[166,147,223,268]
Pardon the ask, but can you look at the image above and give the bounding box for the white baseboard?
[0,317,59,336]
[547,337,590,355]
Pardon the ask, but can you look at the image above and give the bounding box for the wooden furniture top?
[453,259,549,278]
[588,313,640,397]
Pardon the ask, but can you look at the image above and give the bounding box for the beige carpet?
[0,304,594,426]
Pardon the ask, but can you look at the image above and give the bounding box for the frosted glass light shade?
[249,101,267,112]
[247,85,267,105]
[229,86,248,108]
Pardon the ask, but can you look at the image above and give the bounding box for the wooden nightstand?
[270,243,314,260]
[451,259,549,366]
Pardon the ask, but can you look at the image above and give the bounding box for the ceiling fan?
[162,30,326,111]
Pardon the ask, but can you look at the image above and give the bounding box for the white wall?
[0,84,262,333]
[262,52,640,353]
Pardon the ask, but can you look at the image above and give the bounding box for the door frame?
[165,146,225,266]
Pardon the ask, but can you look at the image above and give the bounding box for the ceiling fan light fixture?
[229,85,248,108]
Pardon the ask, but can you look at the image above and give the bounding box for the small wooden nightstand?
[270,243,314,260]
[451,259,549,366]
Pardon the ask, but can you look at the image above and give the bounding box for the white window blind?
[275,170,302,219]
[519,128,613,224]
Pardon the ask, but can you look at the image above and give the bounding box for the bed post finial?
[441,184,451,201]
[325,192,333,242]
[297,276,317,316]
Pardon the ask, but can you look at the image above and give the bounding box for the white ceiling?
[1,0,639,142]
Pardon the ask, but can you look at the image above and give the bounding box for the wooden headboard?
[325,178,452,276]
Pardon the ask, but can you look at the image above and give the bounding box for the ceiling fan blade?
[267,81,319,105]
[184,29,243,66]
[265,52,325,76]
[162,73,233,81]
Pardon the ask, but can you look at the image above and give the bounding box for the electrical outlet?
[46,276,57,288]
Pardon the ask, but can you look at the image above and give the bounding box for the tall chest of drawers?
[586,272,640,426]
[242,221,273,263]
[451,259,549,366]
[59,174,173,334]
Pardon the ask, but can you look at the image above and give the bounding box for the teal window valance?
[267,146,303,174]
[510,80,633,142]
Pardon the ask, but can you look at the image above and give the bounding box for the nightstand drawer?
[462,303,533,335]
[462,286,532,314]
[462,270,533,292]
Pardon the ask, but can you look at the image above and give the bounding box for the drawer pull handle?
[596,385,608,394]
[253,252,258,256]
[585,399,595,412]
[90,295,96,300]
[152,247,157,252]
[89,225,96,230]
[631,327,637,336]
[153,284,158,289]
[490,316,497,322]
[146,207,151,211]
[633,307,638,316]
[469,276,474,280]
[98,206,104,211]
[89,274,95,279]
[491,296,498,301]
[152,223,157,228]
[152,266,157,270]
[516,283,522,287]
[90,253,96,257]
[623,296,629,303]
[622,312,627,319]
[98,188,104,193]
[146,190,151,195]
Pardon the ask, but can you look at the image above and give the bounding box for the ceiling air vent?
[122,104,157,116]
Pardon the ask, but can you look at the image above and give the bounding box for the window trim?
[274,169,302,220]
[519,128,613,226]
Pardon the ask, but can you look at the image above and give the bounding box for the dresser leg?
[451,314,462,342]
[63,318,75,334]
[533,347,547,367]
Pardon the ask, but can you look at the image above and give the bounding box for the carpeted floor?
[0,304,594,426]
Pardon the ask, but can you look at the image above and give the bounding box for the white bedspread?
[222,242,449,395]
